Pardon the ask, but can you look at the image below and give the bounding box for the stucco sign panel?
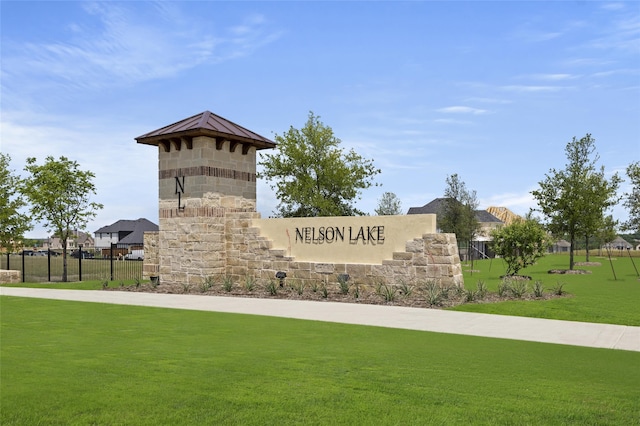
[253,214,436,264]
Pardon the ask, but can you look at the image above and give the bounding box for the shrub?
[476,280,487,299]
[337,275,350,295]
[181,282,192,294]
[200,275,216,293]
[310,281,319,293]
[398,279,413,297]
[490,216,550,276]
[552,281,566,296]
[509,280,528,298]
[244,275,256,292]
[423,280,444,306]
[321,284,328,299]
[266,279,278,295]
[465,289,477,303]
[222,276,234,292]
[292,280,305,295]
[497,279,511,297]
[378,283,397,303]
[352,284,360,299]
[532,280,544,298]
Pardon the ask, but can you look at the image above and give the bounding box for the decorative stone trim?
[159,207,254,218]
[160,166,255,182]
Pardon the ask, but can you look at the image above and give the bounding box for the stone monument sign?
[137,111,463,288]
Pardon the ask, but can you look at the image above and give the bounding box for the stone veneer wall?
[145,208,463,288]
[0,269,21,284]
[143,231,159,279]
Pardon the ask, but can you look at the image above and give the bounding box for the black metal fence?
[1,244,143,283]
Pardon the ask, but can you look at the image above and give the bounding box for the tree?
[622,161,640,233]
[21,156,103,281]
[531,134,620,270]
[439,174,480,255]
[258,112,380,217]
[490,215,550,276]
[374,192,402,215]
[580,171,621,261]
[0,153,31,253]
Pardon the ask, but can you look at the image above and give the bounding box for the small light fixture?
[276,271,286,287]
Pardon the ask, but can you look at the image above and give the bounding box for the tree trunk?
[585,235,590,262]
[62,241,68,282]
[569,232,575,270]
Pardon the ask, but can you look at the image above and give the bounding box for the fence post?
[47,249,51,282]
[21,250,25,282]
[110,243,115,281]
[78,244,83,281]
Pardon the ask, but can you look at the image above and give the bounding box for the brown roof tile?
[135,111,275,150]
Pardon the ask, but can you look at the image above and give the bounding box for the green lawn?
[453,254,640,326]
[1,296,638,425]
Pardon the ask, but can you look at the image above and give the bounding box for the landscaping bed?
[107,275,567,309]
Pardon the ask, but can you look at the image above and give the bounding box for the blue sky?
[2,1,638,238]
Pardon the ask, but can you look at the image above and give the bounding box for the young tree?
[21,156,103,281]
[531,134,620,270]
[580,171,622,261]
[622,161,640,233]
[0,153,31,253]
[258,112,380,217]
[374,192,402,215]
[490,215,550,276]
[439,174,480,254]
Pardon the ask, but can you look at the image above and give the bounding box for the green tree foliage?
[258,112,380,217]
[439,174,480,249]
[0,153,31,252]
[374,191,402,215]
[580,171,621,261]
[622,161,640,233]
[597,215,618,252]
[531,134,621,270]
[21,156,103,281]
[490,216,550,276]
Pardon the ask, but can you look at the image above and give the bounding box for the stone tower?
[136,111,275,285]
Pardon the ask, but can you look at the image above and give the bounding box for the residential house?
[603,236,633,251]
[94,218,159,254]
[550,239,571,253]
[407,198,505,260]
[45,231,94,252]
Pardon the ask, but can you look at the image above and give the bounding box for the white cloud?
[464,97,513,105]
[436,106,488,115]
[501,85,567,93]
[433,118,473,125]
[2,3,282,94]
[600,3,626,11]
[531,73,580,81]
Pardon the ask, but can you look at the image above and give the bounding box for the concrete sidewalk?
[2,287,639,352]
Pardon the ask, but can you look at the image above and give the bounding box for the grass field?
[454,253,640,326]
[1,296,639,425]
